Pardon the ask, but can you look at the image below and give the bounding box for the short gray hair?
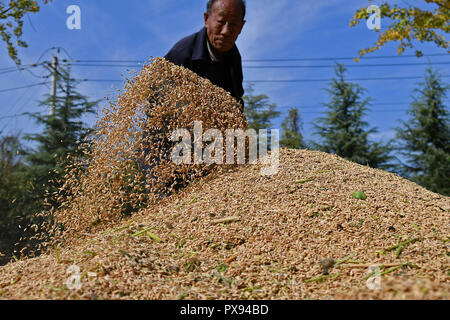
[207,0,246,19]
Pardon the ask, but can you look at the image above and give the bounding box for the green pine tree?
[313,63,394,170]
[243,84,280,151]
[280,108,306,149]
[243,84,280,131]
[395,67,450,196]
[24,64,100,209]
[0,135,29,264]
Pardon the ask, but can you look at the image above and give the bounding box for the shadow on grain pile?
[0,59,449,300]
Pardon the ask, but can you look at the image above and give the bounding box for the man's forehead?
[211,0,244,18]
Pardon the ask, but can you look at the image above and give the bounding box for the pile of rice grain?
[1,58,448,300]
[0,148,448,300]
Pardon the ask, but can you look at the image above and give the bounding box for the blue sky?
[0,0,449,150]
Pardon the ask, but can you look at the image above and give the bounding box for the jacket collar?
[192,27,239,63]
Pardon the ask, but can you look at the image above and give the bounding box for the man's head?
[204,0,246,58]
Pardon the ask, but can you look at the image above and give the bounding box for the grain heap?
[32,57,248,250]
[1,58,448,300]
[0,148,448,300]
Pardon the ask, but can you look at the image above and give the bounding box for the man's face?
[204,0,246,55]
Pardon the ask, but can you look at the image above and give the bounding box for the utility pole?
[50,56,58,115]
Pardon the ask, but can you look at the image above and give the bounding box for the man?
[143,0,246,196]
[165,0,246,110]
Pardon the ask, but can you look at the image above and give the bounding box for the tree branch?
[0,6,13,16]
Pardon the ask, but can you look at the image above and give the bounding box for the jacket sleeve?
[164,49,183,66]
[164,45,191,69]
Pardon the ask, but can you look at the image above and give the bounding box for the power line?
[2,53,448,76]
[68,63,143,68]
[35,46,73,65]
[244,75,450,83]
[63,53,449,64]
[0,62,44,74]
[0,112,28,120]
[277,107,449,114]
[0,68,27,75]
[64,61,450,69]
[0,85,45,135]
[244,53,450,62]
[75,74,450,84]
[80,79,124,82]
[4,82,34,116]
[13,68,51,116]
[0,62,44,71]
[278,102,423,109]
[294,110,410,114]
[0,66,26,72]
[0,82,49,94]
[277,106,448,114]
[24,67,50,79]
[1,62,50,133]
[0,47,73,78]
[273,100,450,113]
[14,85,43,115]
[243,62,450,69]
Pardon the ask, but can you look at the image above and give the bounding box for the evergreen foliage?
[396,67,450,196]
[280,107,306,149]
[313,63,394,170]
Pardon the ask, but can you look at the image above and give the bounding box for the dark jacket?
[164,27,244,111]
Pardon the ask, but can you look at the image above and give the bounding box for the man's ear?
[204,12,209,27]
